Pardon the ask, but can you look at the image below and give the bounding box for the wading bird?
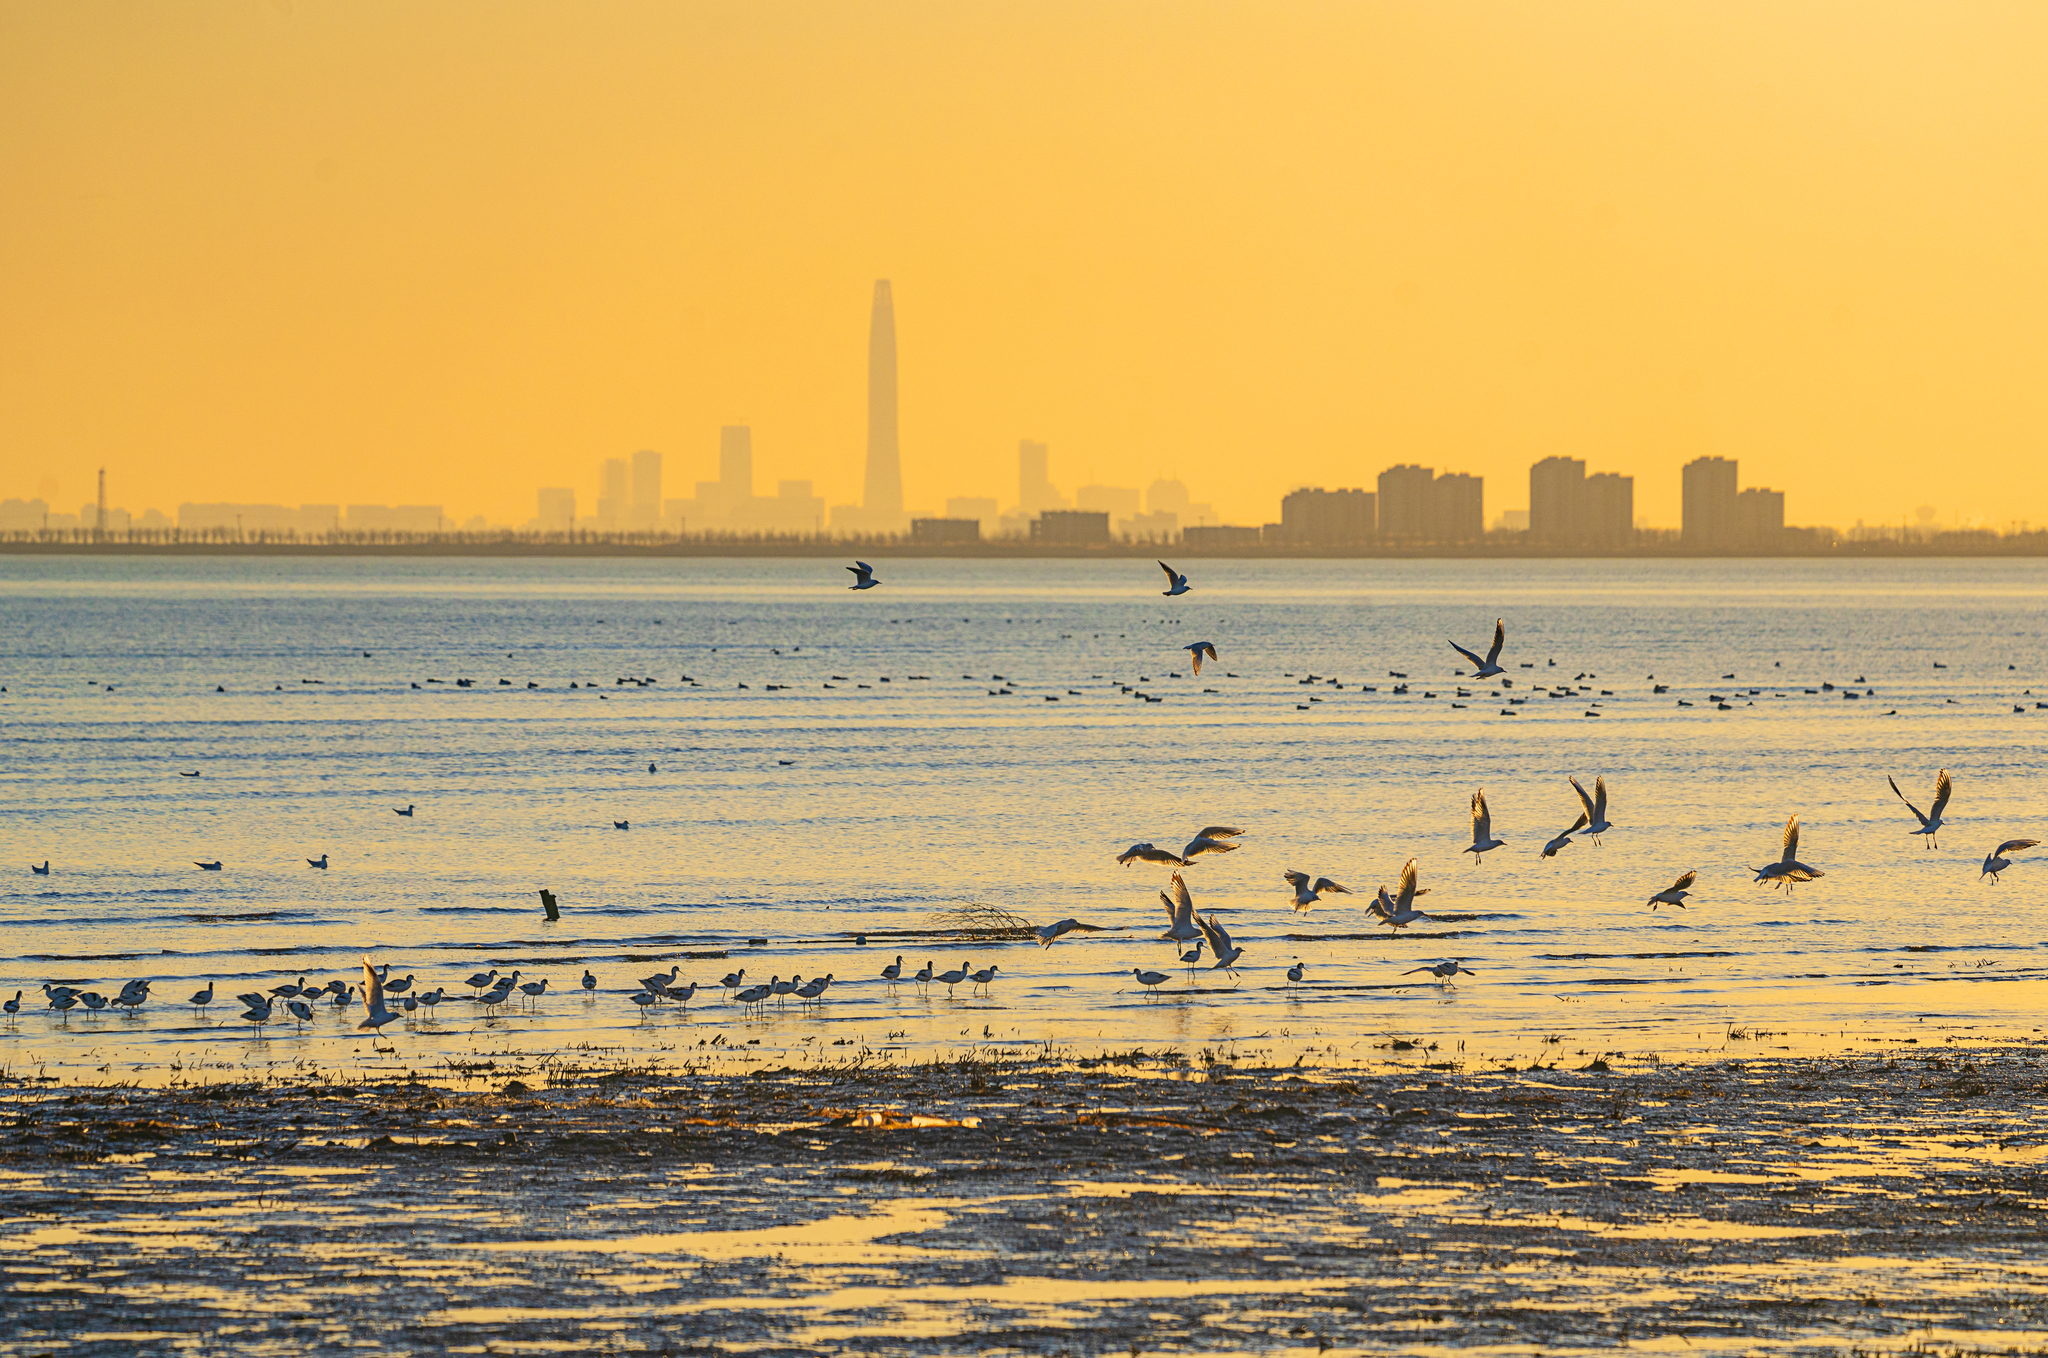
[1888,769,1953,848]
[1132,967,1172,995]
[1449,618,1508,679]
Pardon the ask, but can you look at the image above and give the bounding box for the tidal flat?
[5,1045,2048,1356]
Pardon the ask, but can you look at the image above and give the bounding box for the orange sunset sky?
[4,2,2047,529]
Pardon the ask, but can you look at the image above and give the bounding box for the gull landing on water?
[1982,839,2039,882]
[1283,870,1352,912]
[1647,870,1698,910]
[1888,769,1953,848]
[1158,561,1191,597]
[1183,642,1218,675]
[1754,814,1825,891]
[846,560,880,590]
[1540,812,1588,859]
[1158,872,1202,944]
[1570,776,1613,844]
[1464,790,1506,862]
[1448,618,1507,679]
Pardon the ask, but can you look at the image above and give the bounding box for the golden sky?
[4,2,2047,529]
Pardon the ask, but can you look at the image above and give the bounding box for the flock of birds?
[9,559,2041,1045]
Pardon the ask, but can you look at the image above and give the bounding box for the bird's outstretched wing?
[1158,889,1177,921]
[1996,838,2041,857]
[1311,877,1351,895]
[1484,618,1506,666]
[1570,776,1596,819]
[1593,776,1608,820]
[1471,790,1491,841]
[1196,825,1244,839]
[1929,769,1953,821]
[1394,859,1419,909]
[1782,814,1802,862]
[1668,869,1698,893]
[1282,869,1310,889]
[1171,872,1192,911]
[1887,776,1928,828]
[1564,811,1590,835]
[1448,640,1487,670]
[1197,913,1232,954]
[1158,560,1178,583]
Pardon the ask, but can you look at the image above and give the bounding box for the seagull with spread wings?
[1540,811,1588,859]
[1754,815,1825,890]
[1647,870,1697,910]
[1448,618,1507,679]
[1158,561,1191,596]
[1196,913,1244,975]
[1181,825,1243,860]
[1464,790,1506,862]
[846,560,880,590]
[1981,839,2039,883]
[1283,869,1352,912]
[1158,872,1202,944]
[1183,641,1218,675]
[1888,769,1952,848]
[1570,776,1613,844]
[1118,841,1190,867]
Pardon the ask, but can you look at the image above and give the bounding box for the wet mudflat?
[6,1045,2048,1355]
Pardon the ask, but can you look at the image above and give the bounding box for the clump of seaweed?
[922,902,1035,939]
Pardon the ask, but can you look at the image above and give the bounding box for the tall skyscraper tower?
[630,450,663,528]
[863,280,904,517]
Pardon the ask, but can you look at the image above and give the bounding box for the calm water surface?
[2,555,2045,1081]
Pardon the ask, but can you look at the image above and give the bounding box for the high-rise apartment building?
[1376,465,1434,540]
[863,280,904,520]
[630,450,662,529]
[536,488,575,533]
[1428,472,1484,543]
[1682,456,1740,547]
[596,457,629,527]
[1528,457,1586,544]
[1736,486,1785,547]
[1280,488,1376,546]
[1018,440,1065,513]
[1582,472,1634,546]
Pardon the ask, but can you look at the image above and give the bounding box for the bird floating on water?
[306,854,328,870]
[847,560,880,590]
[393,805,414,817]
[1981,839,2039,883]
[1888,769,1953,849]
[30,861,49,876]
[1158,561,1191,596]
[194,861,222,871]
[1754,815,1825,890]
[1464,790,1506,863]
[1647,870,1697,910]
[1448,618,1507,678]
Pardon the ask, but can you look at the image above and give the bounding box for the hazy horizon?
[5,3,2046,529]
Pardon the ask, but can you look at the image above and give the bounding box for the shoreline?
[6,1042,2046,1353]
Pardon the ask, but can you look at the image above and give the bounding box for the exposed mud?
[6,1044,2048,1355]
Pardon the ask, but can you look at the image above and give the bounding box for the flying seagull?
[1372,859,1431,929]
[1118,841,1189,867]
[357,957,403,1036]
[1569,776,1613,844]
[1181,832,1240,861]
[1888,769,1952,848]
[1647,870,1697,910]
[1183,642,1218,676]
[1540,812,1589,859]
[1034,918,1108,947]
[1158,561,1191,597]
[1448,618,1507,679]
[1196,913,1244,975]
[1754,814,1825,890]
[847,560,879,590]
[1283,869,1352,912]
[1464,789,1506,862]
[1981,839,2039,883]
[1158,872,1202,944]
